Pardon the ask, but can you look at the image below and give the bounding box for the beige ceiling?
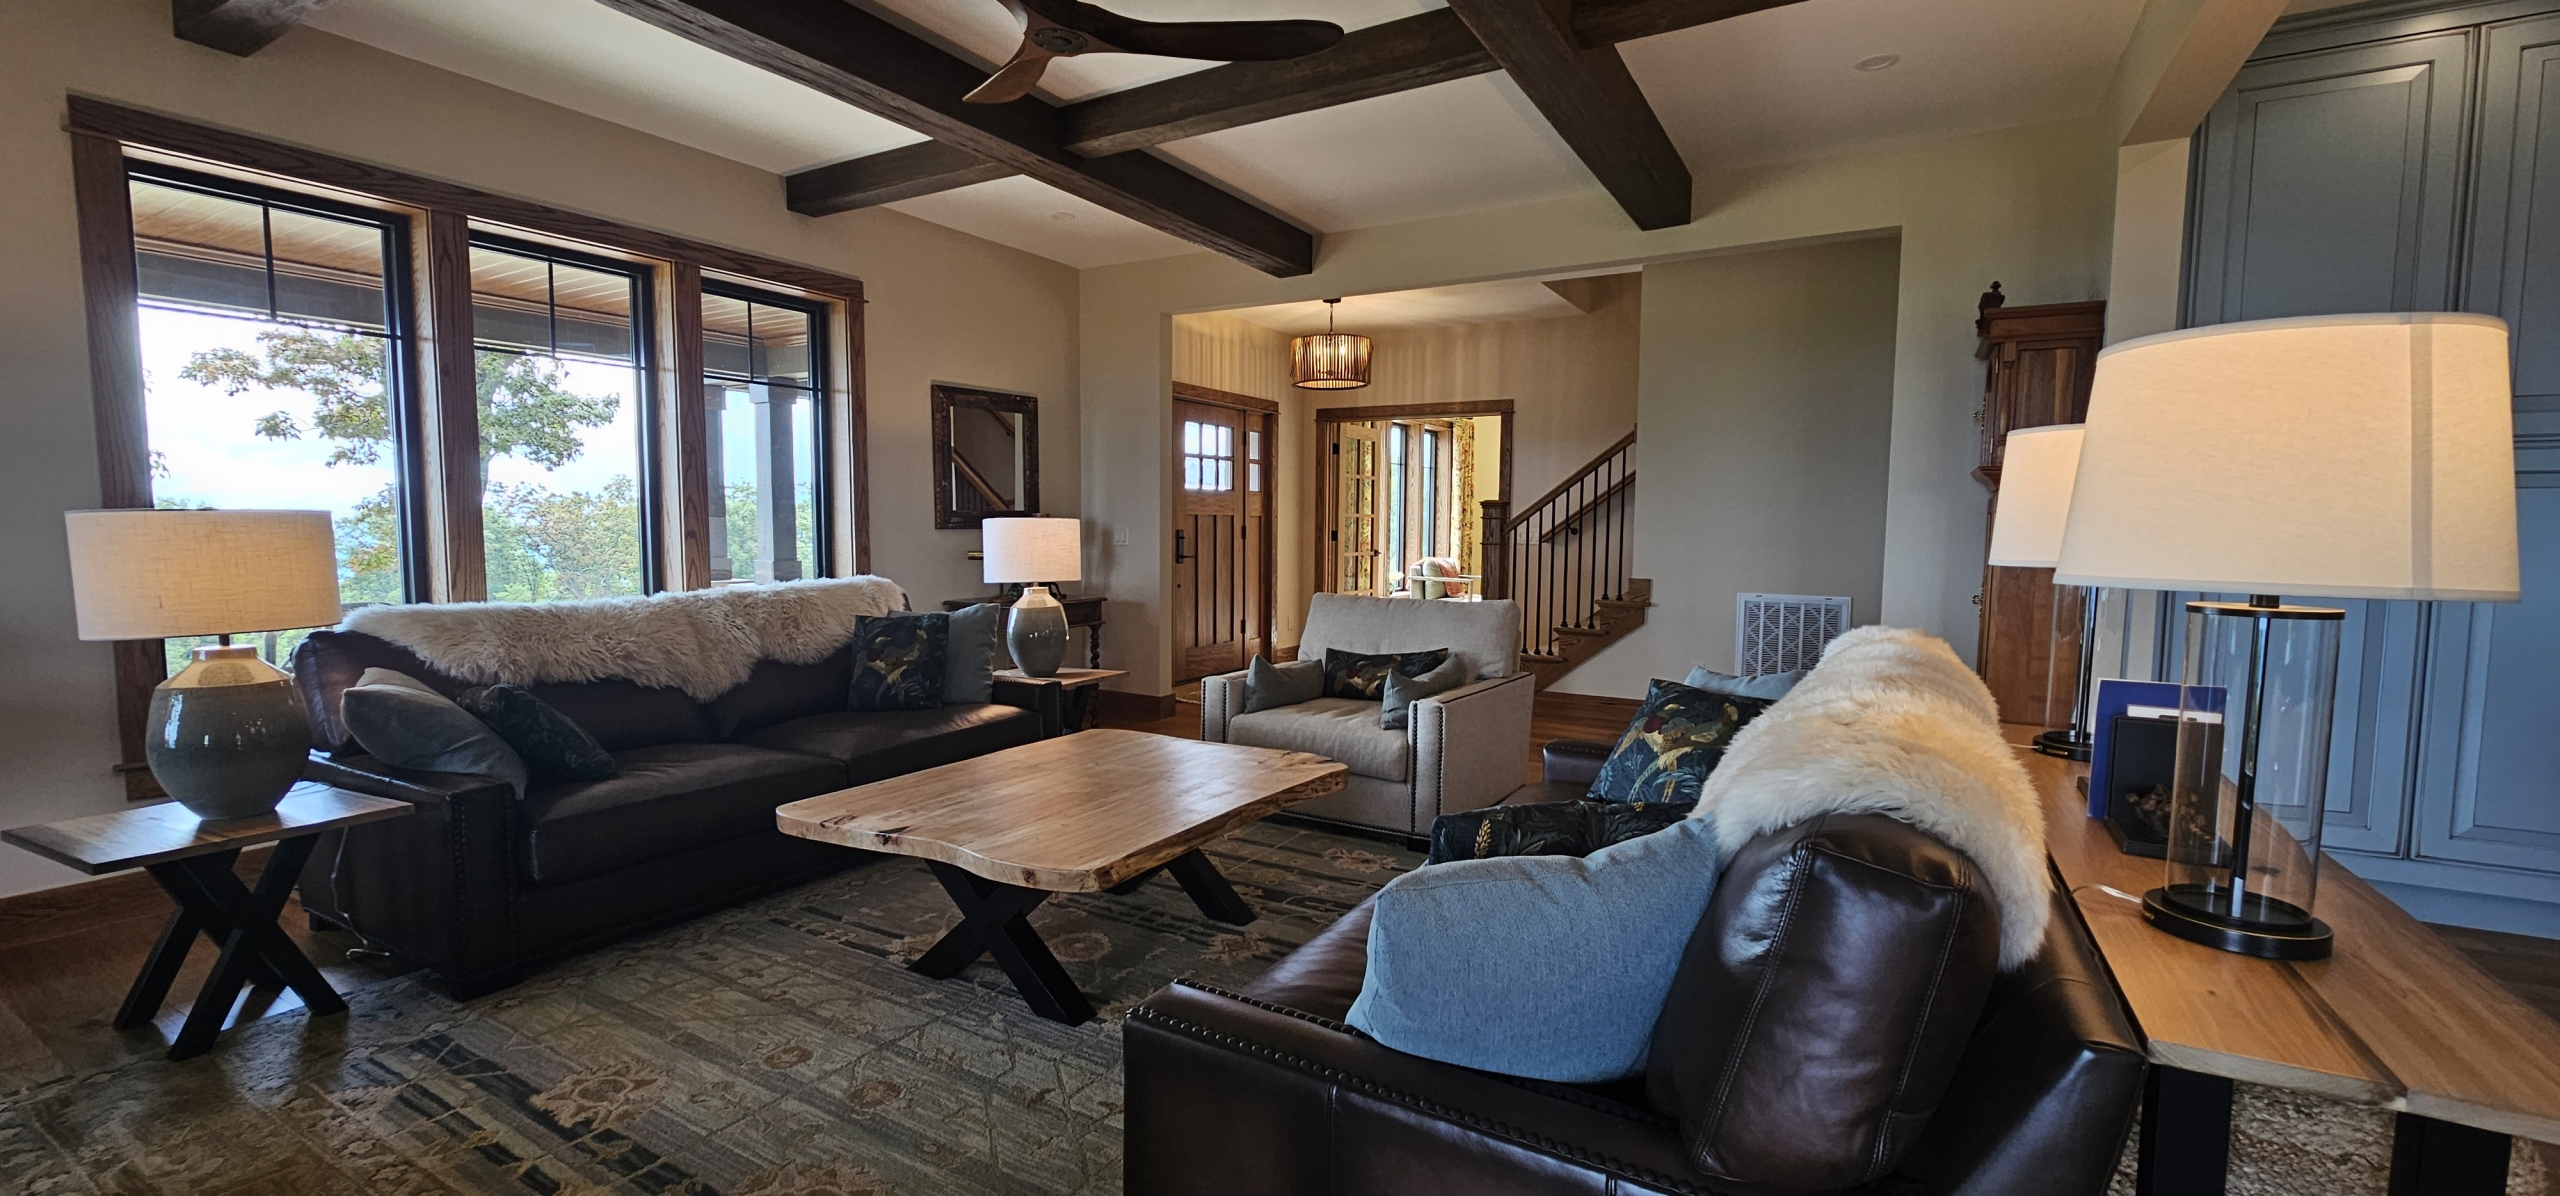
[308,0,2153,270]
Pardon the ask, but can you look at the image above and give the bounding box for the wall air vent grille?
[1735,593,1853,675]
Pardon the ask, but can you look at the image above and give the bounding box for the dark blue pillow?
[457,684,616,782]
[1588,679,1769,805]
[850,613,948,711]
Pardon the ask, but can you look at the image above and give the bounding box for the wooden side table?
[2017,737,2560,1195]
[945,593,1107,670]
[2,783,412,1060]
[995,667,1128,736]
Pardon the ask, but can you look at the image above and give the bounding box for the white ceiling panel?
[308,0,921,175]
[1158,72,1594,233]
[1621,0,2149,172]
[881,176,1199,269]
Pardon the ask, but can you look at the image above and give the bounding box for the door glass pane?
[130,173,406,673]
[701,286,822,582]
[472,243,647,601]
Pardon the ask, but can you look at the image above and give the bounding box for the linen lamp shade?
[2055,313,2520,600]
[65,509,342,641]
[1987,424,2084,569]
[981,516,1082,584]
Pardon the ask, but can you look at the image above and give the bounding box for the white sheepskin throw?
[1692,625,2050,968]
[340,576,908,701]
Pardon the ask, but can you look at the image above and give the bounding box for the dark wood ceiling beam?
[776,0,1800,225]
[597,0,1313,276]
[171,0,334,56]
[1061,9,1497,158]
[787,140,1017,214]
[1445,0,1692,229]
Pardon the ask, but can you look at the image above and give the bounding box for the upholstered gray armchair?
[1201,594,1535,838]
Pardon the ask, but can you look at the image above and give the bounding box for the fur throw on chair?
[341,576,907,701]
[1691,626,2049,967]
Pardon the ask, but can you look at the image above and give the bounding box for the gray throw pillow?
[930,604,1002,704]
[1683,666,1805,702]
[1243,657,1324,713]
[340,674,530,797]
[1381,657,1471,730]
[1347,817,1726,1083]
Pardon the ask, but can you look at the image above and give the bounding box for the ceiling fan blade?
[964,40,1058,104]
[1091,19,1345,62]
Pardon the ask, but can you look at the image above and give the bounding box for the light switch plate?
[1111,527,1130,546]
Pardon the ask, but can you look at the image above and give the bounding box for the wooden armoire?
[1971,285,2104,724]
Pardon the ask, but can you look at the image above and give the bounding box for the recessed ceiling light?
[1855,53,1900,72]
[1049,211,1078,222]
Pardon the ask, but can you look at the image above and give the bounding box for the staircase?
[1480,429,1651,690]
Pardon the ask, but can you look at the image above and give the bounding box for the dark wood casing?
[1971,294,2104,725]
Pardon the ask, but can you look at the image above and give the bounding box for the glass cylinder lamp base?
[2032,727,2094,762]
[2142,884,2333,961]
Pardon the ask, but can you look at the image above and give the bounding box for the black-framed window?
[467,234,659,601]
[124,161,420,672]
[701,281,827,581]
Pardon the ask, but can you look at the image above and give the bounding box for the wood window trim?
[1171,379,1280,414]
[67,97,871,797]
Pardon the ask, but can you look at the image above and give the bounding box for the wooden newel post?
[1479,499,1509,600]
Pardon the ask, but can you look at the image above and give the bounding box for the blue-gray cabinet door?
[2187,31,2473,323]
[2423,14,2560,876]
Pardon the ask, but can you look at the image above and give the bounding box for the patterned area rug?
[0,821,1418,1195]
[0,816,2546,1196]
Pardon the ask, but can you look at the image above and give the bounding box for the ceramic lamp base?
[1007,585,1070,677]
[145,645,312,821]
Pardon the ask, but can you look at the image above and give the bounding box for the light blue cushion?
[1683,666,1805,701]
[941,603,1003,704]
[1345,817,1725,1083]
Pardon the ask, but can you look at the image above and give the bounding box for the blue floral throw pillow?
[1587,679,1771,805]
[1322,647,1450,701]
[849,613,949,711]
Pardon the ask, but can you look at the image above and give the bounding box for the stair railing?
[1481,429,1635,658]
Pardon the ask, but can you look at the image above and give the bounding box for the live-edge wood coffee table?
[776,729,1346,1024]
[2,783,413,1060]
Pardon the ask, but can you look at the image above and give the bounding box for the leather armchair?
[1203,594,1534,838]
[1124,744,2146,1196]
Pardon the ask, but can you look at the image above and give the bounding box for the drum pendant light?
[1291,298,1372,389]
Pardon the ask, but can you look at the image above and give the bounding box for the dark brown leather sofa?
[1124,740,2146,1196]
[288,629,1043,997]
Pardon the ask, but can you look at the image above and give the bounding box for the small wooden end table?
[2017,738,2560,1195]
[776,730,1344,1024]
[995,667,1127,735]
[2,783,412,1060]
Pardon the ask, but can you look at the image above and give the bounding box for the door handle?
[1174,529,1190,564]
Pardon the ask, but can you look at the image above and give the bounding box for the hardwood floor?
[0,693,2553,1182]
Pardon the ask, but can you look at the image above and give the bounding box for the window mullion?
[665,262,711,590]
[423,210,487,602]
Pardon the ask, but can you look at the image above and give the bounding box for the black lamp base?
[2033,728,2094,762]
[2142,885,2333,960]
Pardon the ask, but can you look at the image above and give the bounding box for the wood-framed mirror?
[932,383,1040,529]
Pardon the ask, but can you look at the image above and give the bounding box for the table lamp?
[65,509,342,820]
[1987,423,2098,760]
[2057,313,2519,960]
[982,516,1082,677]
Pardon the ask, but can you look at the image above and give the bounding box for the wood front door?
[1173,400,1247,681]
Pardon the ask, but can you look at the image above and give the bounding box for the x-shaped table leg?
[1102,850,1257,925]
[127,835,345,1060]
[912,862,1096,1025]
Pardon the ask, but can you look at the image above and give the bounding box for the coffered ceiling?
[302,0,2149,270]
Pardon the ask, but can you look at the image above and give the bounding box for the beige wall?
[1560,238,1902,695]
[1082,116,2115,696]
[0,0,1081,896]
